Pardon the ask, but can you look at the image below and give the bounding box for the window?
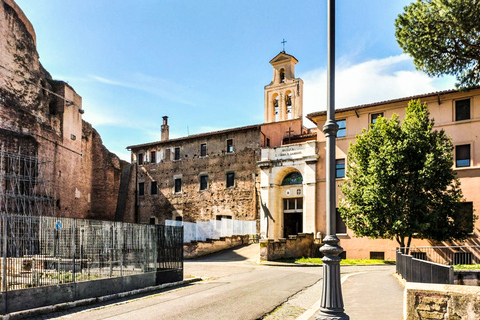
[174,178,182,193]
[151,181,157,195]
[227,139,234,153]
[137,153,144,165]
[281,172,303,185]
[200,143,207,157]
[337,119,346,138]
[174,147,180,160]
[283,198,303,212]
[138,182,144,196]
[336,209,347,234]
[150,151,156,163]
[266,138,270,147]
[280,68,285,83]
[226,172,235,188]
[457,202,474,235]
[370,252,385,260]
[164,149,171,161]
[200,175,208,190]
[336,159,345,178]
[455,99,470,121]
[371,112,383,124]
[456,144,471,167]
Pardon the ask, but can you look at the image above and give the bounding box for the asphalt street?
[31,244,403,320]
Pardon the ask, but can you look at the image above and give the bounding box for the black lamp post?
[316,0,349,319]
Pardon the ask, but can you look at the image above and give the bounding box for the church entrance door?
[283,197,303,238]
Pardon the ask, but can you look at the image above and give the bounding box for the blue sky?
[15,0,455,161]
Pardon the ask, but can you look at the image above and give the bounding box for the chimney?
[161,116,169,141]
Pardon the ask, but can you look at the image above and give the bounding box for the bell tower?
[264,51,304,123]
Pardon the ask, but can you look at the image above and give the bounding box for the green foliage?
[395,0,480,88]
[453,264,480,270]
[339,100,475,248]
[292,257,395,265]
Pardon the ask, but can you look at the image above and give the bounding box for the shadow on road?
[186,244,260,263]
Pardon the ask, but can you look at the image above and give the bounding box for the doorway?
[283,197,303,238]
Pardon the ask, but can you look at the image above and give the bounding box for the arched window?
[285,92,293,119]
[273,94,279,122]
[281,172,303,185]
[280,69,285,83]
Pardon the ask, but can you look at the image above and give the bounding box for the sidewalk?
[301,266,404,320]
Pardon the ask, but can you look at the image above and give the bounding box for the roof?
[306,88,473,122]
[126,123,262,150]
[269,51,299,65]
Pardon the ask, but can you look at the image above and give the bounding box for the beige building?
[307,88,480,260]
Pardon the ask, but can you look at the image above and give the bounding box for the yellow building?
[307,88,480,260]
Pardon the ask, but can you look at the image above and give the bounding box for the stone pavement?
[300,266,404,320]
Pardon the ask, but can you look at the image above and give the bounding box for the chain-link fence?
[0,214,183,291]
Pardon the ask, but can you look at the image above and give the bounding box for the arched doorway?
[281,171,303,238]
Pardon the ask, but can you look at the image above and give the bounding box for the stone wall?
[260,233,314,261]
[184,235,250,259]
[0,0,126,219]
[405,282,480,319]
[127,127,262,225]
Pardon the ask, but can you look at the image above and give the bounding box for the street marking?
[295,272,366,320]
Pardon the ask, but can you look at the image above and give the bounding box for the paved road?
[34,245,403,320]
[39,244,323,320]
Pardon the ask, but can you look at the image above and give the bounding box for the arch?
[274,167,302,186]
[272,93,279,122]
[285,90,293,120]
[280,68,286,83]
[282,172,303,185]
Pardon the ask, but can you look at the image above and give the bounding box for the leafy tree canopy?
[395,0,480,88]
[339,100,475,248]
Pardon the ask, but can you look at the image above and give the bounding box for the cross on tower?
[281,39,287,52]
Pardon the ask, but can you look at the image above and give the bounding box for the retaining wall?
[184,235,250,259]
[260,233,315,261]
[405,282,480,319]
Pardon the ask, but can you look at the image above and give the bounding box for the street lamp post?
[316,0,349,319]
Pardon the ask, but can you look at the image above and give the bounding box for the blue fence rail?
[396,250,454,284]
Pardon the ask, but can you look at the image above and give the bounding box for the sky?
[14,0,456,161]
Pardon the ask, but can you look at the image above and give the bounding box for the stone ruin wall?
[0,0,126,220]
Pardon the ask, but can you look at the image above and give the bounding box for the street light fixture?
[316,0,349,319]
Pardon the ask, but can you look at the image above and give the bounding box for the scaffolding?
[0,150,56,216]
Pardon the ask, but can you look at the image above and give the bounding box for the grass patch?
[453,264,480,270]
[288,257,395,265]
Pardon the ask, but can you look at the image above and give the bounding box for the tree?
[338,100,475,249]
[395,0,480,88]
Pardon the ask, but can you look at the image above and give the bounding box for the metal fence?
[165,219,256,243]
[396,250,454,284]
[398,245,480,266]
[0,214,183,291]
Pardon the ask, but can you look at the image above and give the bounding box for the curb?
[1,277,202,320]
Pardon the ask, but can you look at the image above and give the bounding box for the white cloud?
[302,54,456,123]
[89,73,195,106]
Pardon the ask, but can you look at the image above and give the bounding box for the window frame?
[335,159,346,179]
[336,208,347,234]
[200,175,208,191]
[336,119,346,138]
[137,153,144,165]
[226,172,235,188]
[174,147,181,161]
[455,98,471,122]
[174,178,182,193]
[200,143,207,157]
[138,182,145,196]
[226,139,234,153]
[151,181,157,195]
[455,144,471,168]
[150,151,156,164]
[371,112,384,124]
